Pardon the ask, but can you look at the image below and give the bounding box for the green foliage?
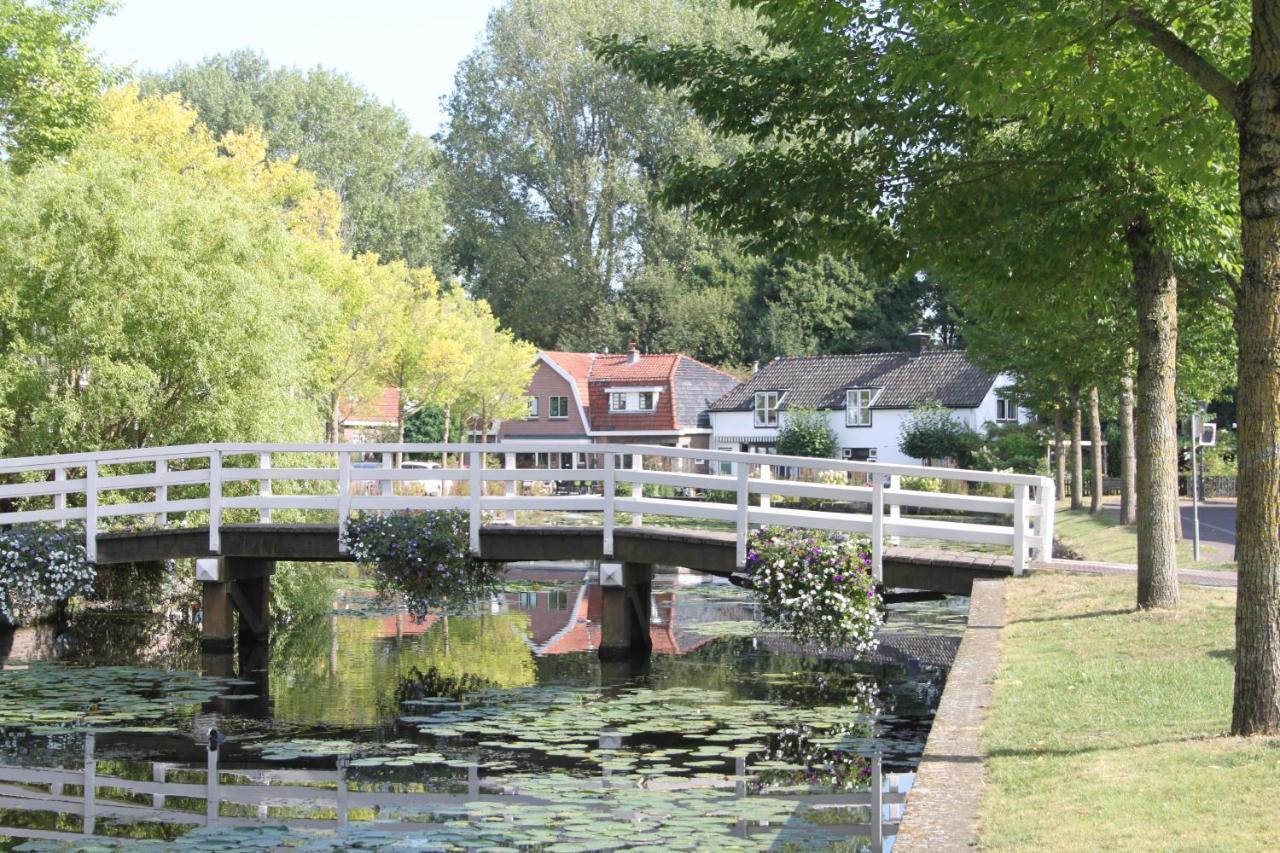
[1200,429,1237,477]
[145,51,446,270]
[973,422,1048,476]
[341,511,503,619]
[0,0,115,165]
[898,403,983,467]
[270,562,337,625]
[403,405,463,445]
[775,408,837,459]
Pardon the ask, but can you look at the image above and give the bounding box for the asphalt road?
[1182,499,1236,558]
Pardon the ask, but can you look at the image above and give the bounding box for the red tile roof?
[589,353,680,383]
[337,387,400,425]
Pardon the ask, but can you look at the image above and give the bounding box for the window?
[754,391,780,427]
[547,589,568,610]
[535,452,550,468]
[525,396,539,419]
[559,452,575,469]
[995,394,1016,422]
[841,447,878,462]
[549,395,569,418]
[638,391,655,411]
[846,388,874,427]
[609,392,626,412]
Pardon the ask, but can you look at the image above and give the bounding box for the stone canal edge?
[894,577,1006,851]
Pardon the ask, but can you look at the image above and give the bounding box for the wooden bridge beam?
[199,558,274,653]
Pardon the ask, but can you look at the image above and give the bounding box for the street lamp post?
[1190,401,1210,564]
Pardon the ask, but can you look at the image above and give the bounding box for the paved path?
[1032,558,1236,588]
[894,579,1005,852]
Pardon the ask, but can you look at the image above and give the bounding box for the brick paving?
[894,579,1005,852]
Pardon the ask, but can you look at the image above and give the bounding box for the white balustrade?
[0,442,1053,573]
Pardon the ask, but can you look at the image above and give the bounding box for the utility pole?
[1190,407,1202,563]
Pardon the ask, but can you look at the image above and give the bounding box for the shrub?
[341,511,503,620]
[0,527,95,625]
[900,476,942,492]
[777,408,839,459]
[744,527,881,652]
[974,421,1047,474]
[898,402,983,466]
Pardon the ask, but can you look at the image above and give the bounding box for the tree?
[441,0,761,350]
[0,89,323,453]
[776,408,837,459]
[898,403,983,468]
[0,0,114,166]
[145,51,447,270]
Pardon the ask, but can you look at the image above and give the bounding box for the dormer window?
[606,387,660,413]
[754,391,780,427]
[526,396,539,419]
[846,388,874,427]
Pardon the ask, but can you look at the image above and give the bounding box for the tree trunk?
[1119,372,1137,525]
[1231,28,1280,735]
[1089,386,1104,514]
[1070,389,1083,510]
[328,393,341,443]
[1053,404,1066,497]
[1128,214,1179,610]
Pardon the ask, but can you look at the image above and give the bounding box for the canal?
[0,564,966,850]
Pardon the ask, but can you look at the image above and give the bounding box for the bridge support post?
[201,581,235,653]
[598,562,653,662]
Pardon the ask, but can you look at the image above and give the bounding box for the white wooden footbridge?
[0,441,1054,574]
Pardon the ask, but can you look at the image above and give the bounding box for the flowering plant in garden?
[0,527,95,624]
[340,511,502,620]
[744,526,881,652]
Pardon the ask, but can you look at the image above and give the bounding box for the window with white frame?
[549,395,569,419]
[638,391,655,411]
[526,396,539,419]
[841,447,878,462]
[606,388,659,412]
[609,392,626,412]
[995,394,1016,422]
[846,388,874,427]
[754,391,780,427]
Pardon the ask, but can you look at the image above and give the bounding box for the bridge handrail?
[0,442,1054,575]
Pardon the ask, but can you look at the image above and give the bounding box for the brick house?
[335,387,400,443]
[496,346,739,467]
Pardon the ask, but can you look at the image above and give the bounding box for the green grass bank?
[978,573,1279,850]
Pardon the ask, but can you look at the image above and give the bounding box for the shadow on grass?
[1207,648,1235,662]
[988,732,1224,760]
[1006,608,1135,625]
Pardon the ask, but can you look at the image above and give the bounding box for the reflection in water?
[0,564,964,849]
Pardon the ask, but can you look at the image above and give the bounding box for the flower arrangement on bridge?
[340,511,502,620]
[0,527,95,625]
[744,527,881,652]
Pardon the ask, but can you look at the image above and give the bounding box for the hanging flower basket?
[340,511,503,620]
[744,526,881,653]
[0,526,95,626]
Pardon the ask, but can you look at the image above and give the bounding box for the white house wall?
[709,376,1024,466]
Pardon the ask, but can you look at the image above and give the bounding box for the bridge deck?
[95,524,1013,595]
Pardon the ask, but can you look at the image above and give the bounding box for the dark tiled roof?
[709,351,995,412]
[673,358,741,428]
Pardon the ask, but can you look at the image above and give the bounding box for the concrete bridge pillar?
[597,562,653,662]
[198,558,274,653]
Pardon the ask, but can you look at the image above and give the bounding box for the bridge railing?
[0,442,1054,575]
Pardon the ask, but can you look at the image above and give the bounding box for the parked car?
[400,460,444,497]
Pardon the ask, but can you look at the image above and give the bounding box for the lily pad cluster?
[0,525,95,624]
[745,526,882,652]
[0,664,231,732]
[340,511,503,619]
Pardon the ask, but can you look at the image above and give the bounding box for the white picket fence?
[0,732,907,845]
[0,442,1054,576]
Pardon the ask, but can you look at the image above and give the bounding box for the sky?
[87,0,506,136]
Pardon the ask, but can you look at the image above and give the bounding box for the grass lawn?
[978,573,1279,851]
[1053,502,1236,571]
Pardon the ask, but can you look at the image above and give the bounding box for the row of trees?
[0,3,533,456]
[597,0,1276,734]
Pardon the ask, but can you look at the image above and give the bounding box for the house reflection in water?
[497,566,755,657]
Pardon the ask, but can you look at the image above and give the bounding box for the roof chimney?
[628,341,640,364]
[906,330,931,358]
[751,360,760,374]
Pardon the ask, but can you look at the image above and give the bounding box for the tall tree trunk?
[1089,386,1104,514]
[1070,389,1083,510]
[1232,26,1280,735]
[1119,372,1137,525]
[328,393,341,443]
[1128,214,1180,610]
[1053,404,1066,497]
